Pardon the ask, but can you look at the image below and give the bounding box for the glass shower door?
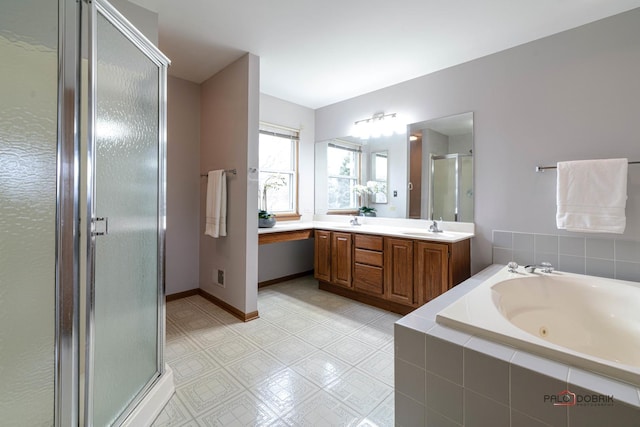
[86,1,168,425]
[0,1,59,424]
[431,156,457,221]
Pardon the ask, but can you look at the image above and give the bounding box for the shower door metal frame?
[56,0,81,425]
[84,0,169,425]
[429,153,472,222]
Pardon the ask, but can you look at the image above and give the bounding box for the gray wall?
[258,94,316,283]
[316,9,640,274]
[166,76,201,295]
[109,0,158,45]
[199,54,260,314]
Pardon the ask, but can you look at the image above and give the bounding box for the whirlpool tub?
[436,267,640,385]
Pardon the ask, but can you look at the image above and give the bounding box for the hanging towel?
[205,170,227,238]
[556,158,628,234]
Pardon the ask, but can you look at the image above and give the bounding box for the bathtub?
[436,267,640,385]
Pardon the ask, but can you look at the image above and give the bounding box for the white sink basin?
[401,231,456,238]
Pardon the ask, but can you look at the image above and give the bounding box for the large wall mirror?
[408,112,474,222]
[314,111,473,222]
[315,131,407,217]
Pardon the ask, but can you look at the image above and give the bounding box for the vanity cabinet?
[353,234,384,296]
[331,232,352,287]
[314,230,352,286]
[414,241,449,305]
[384,238,414,305]
[314,229,471,314]
[314,230,331,282]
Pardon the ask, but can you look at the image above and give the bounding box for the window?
[327,142,361,210]
[258,123,299,219]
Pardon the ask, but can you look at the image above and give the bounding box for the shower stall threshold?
[121,365,175,427]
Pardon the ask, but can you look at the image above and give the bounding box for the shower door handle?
[92,217,109,236]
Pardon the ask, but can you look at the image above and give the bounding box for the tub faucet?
[525,262,554,274]
[349,216,361,226]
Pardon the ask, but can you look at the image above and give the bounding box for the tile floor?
[153,275,400,427]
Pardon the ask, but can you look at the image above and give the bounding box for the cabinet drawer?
[354,234,383,251]
[353,263,384,295]
[354,248,383,267]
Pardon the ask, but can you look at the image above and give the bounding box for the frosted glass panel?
[432,158,457,221]
[91,11,160,426]
[0,1,58,425]
[459,157,474,223]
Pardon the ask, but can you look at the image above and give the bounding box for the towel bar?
[536,161,640,172]
[200,169,236,177]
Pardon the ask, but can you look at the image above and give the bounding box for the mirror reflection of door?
[429,153,473,222]
[408,135,422,218]
[408,112,473,221]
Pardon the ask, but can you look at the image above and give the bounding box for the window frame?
[258,123,300,221]
[325,141,362,213]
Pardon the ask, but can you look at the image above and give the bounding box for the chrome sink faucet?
[525,262,554,273]
[429,218,443,233]
[349,216,361,226]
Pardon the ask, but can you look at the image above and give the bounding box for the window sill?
[326,210,359,216]
[273,213,302,221]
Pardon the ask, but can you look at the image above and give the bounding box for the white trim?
[259,121,299,134]
[121,365,175,427]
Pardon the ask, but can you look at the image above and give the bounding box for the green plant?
[258,210,275,219]
[352,184,374,211]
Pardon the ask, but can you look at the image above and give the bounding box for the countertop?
[258,220,474,243]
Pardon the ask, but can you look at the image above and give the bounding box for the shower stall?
[430,153,474,223]
[0,0,173,425]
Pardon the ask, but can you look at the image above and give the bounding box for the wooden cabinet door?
[384,238,414,305]
[414,241,449,305]
[314,230,331,282]
[331,232,352,287]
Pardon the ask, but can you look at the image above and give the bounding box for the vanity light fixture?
[351,112,401,140]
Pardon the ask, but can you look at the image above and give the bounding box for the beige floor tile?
[291,350,351,388]
[250,367,319,417]
[177,369,244,417]
[156,276,398,426]
[264,335,317,366]
[204,335,259,364]
[170,351,220,386]
[226,351,287,388]
[324,335,378,365]
[280,390,361,427]
[356,351,395,387]
[195,391,279,427]
[326,369,393,415]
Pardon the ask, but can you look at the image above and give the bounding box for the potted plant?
[258,209,276,228]
[358,206,377,217]
[352,184,376,216]
[259,174,285,227]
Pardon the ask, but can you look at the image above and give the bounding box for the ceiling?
[130,0,640,109]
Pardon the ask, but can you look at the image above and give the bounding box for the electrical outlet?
[216,269,225,287]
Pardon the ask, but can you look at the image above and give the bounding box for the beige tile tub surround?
[395,264,640,427]
[492,230,640,282]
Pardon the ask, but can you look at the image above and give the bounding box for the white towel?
[556,158,628,234]
[205,170,227,238]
